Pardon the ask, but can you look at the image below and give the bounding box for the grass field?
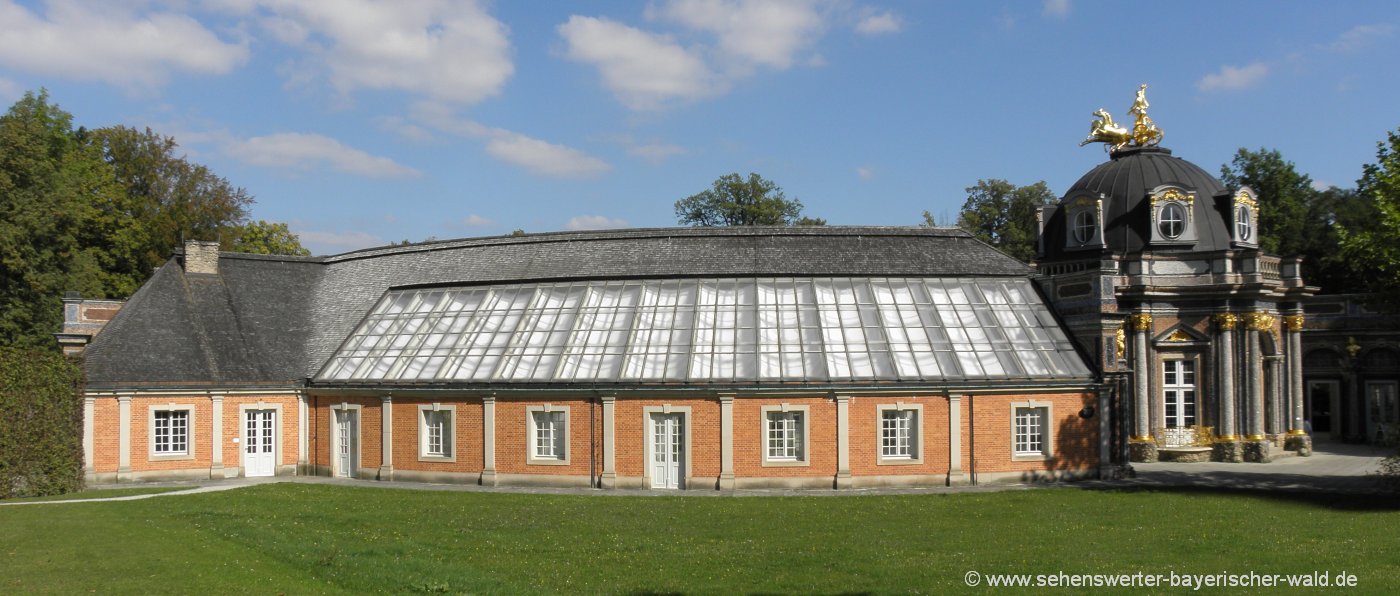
[2,483,1397,594]
[1,486,190,503]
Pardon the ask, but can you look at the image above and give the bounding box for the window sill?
[1012,453,1052,462]
[527,458,571,466]
[418,454,457,463]
[877,456,924,466]
[761,459,810,468]
[149,453,194,462]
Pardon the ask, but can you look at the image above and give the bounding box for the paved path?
[5,441,1392,505]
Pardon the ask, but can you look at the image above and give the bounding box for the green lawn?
[0,485,190,503]
[2,484,1397,594]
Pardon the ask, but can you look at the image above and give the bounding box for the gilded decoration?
[1165,329,1193,342]
[1346,337,1362,360]
[1150,187,1196,208]
[1070,196,1095,208]
[1114,325,1126,361]
[1080,84,1164,151]
[1233,190,1259,209]
[1283,314,1304,332]
[1214,312,1238,331]
[1129,313,1153,332]
[1244,311,1275,331]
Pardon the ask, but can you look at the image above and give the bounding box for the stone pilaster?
[83,397,95,479]
[379,394,394,480]
[835,393,852,489]
[600,395,616,488]
[117,393,132,481]
[719,393,735,489]
[948,394,966,485]
[481,394,497,486]
[211,394,225,478]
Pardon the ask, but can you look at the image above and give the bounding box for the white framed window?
[1235,205,1252,241]
[760,404,810,466]
[527,405,570,465]
[1011,401,1053,460]
[1162,359,1197,429]
[149,404,194,461]
[877,403,923,464]
[417,404,455,462]
[1158,203,1186,239]
[1072,210,1095,244]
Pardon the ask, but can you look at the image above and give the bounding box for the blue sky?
[1,1,1397,255]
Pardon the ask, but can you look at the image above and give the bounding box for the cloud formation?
[1324,23,1394,52]
[224,132,421,177]
[560,0,830,110]
[256,0,513,105]
[628,143,688,163]
[463,214,496,227]
[565,215,629,231]
[412,102,611,178]
[295,229,387,254]
[0,0,248,90]
[1042,0,1071,18]
[1196,62,1269,92]
[855,11,902,35]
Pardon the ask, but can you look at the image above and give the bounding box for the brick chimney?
[55,291,125,356]
[183,240,221,274]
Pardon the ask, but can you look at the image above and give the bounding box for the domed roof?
[1042,146,1236,258]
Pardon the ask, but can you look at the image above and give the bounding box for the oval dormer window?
[1159,203,1186,239]
[1072,210,1095,244]
[1236,205,1252,241]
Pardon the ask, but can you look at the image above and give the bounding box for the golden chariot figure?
[1081,84,1164,151]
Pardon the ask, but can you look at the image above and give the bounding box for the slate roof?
[1042,146,1235,257]
[82,226,1069,389]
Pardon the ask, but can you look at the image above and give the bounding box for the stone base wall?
[1242,440,1272,463]
[1212,441,1244,463]
[1128,441,1158,462]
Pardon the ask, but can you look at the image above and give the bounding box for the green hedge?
[0,347,84,499]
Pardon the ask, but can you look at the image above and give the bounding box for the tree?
[954,179,1055,262]
[675,173,823,226]
[229,220,311,256]
[1219,148,1313,257]
[1340,127,1400,307]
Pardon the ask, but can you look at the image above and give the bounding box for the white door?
[334,410,358,478]
[245,409,276,477]
[650,413,684,489]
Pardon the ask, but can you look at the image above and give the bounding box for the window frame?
[876,403,924,465]
[1235,205,1252,242]
[1010,400,1053,461]
[1071,210,1095,244]
[760,404,810,467]
[149,404,196,461]
[416,404,456,462]
[526,405,571,465]
[1158,202,1186,239]
[1160,356,1199,430]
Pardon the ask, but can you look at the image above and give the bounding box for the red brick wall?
[92,398,119,473]
[495,397,599,477]
[848,395,951,476]
[309,396,382,471]
[389,399,485,474]
[614,398,722,479]
[131,398,211,472]
[733,396,837,478]
[966,392,1098,474]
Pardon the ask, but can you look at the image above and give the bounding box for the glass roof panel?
[317,277,1092,383]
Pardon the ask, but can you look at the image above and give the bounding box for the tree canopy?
[675,173,824,226]
[1340,127,1400,307]
[0,90,307,349]
[952,179,1055,262]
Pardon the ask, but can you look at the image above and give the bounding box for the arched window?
[1236,205,1252,241]
[1158,203,1186,239]
[1072,210,1095,244]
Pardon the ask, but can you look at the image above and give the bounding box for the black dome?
[1043,146,1235,258]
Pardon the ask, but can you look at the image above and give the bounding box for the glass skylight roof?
[316,278,1090,384]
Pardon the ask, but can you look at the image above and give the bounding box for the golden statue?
[1081,84,1163,151]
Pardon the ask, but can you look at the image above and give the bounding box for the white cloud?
[376,115,435,142]
[1196,62,1269,92]
[856,166,874,179]
[1042,0,1071,18]
[295,229,386,254]
[256,0,513,105]
[1325,23,1394,52]
[564,215,629,231]
[854,11,902,35]
[412,102,612,178]
[628,143,688,163]
[0,0,248,90]
[224,132,421,177]
[485,133,611,179]
[558,15,723,110]
[463,214,495,227]
[649,0,826,72]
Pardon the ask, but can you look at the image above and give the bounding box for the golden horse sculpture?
[1080,108,1132,150]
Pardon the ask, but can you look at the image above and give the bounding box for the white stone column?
[1285,314,1307,435]
[481,394,497,486]
[82,397,95,478]
[117,393,132,481]
[379,395,394,480]
[210,394,224,478]
[835,393,852,489]
[297,391,308,473]
[1214,313,1239,441]
[947,394,964,485]
[600,395,616,488]
[1130,313,1153,442]
[719,393,735,490]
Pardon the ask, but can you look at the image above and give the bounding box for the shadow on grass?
[1076,479,1400,512]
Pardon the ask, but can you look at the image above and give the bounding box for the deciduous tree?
[953,179,1055,262]
[1340,128,1400,307]
[675,173,822,226]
